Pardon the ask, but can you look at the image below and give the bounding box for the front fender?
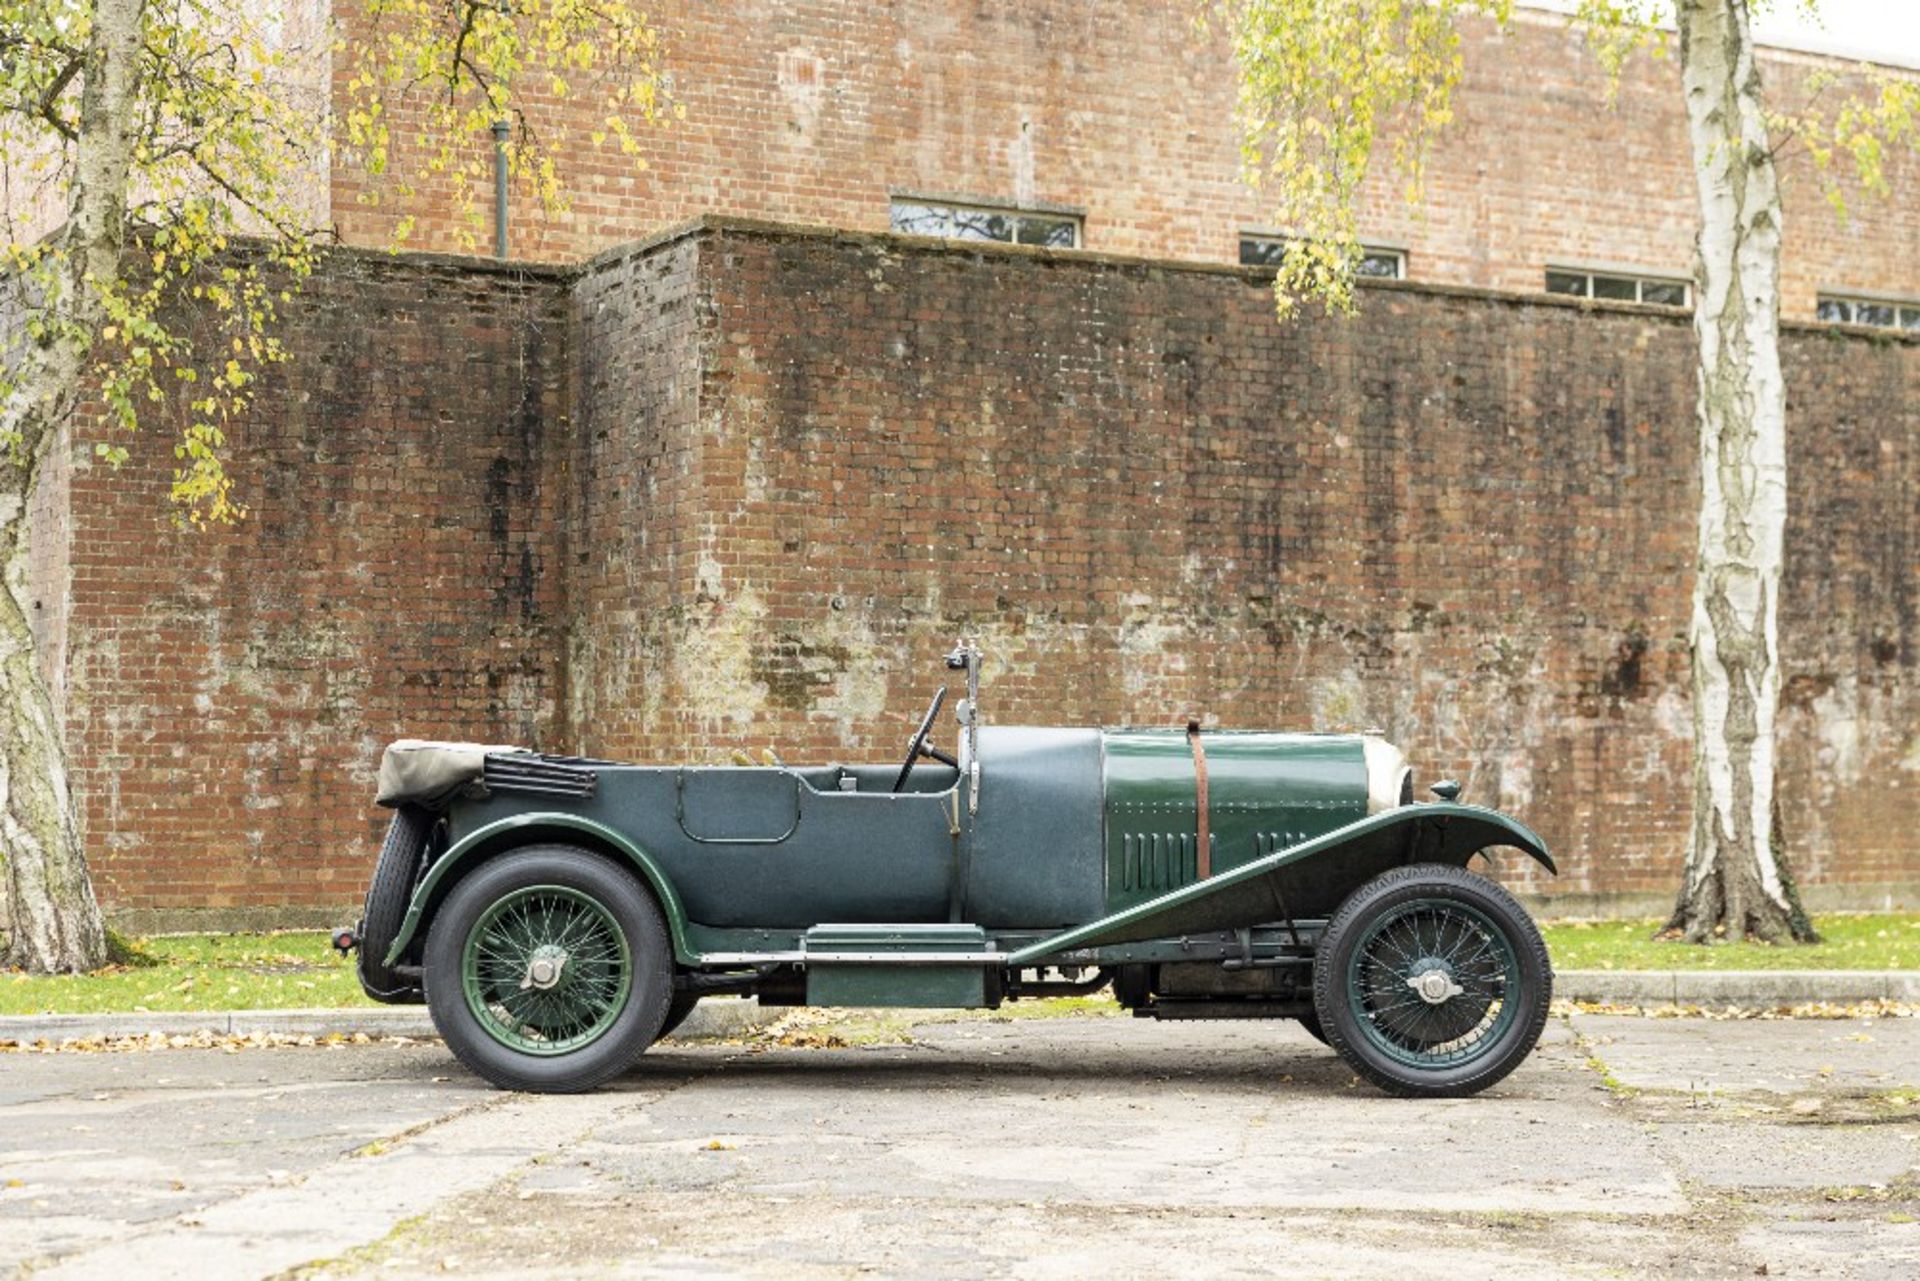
[1007,803,1554,966]
[382,812,695,967]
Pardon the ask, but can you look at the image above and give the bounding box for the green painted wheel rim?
[1345,896,1521,1071]
[460,884,632,1056]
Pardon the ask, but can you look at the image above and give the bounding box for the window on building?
[1816,294,1920,330]
[1239,235,1406,278]
[1545,268,1689,307]
[889,199,1080,248]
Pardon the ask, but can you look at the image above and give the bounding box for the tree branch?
[34,53,85,140]
[448,0,485,105]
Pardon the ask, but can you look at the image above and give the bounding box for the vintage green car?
[345,642,1556,1097]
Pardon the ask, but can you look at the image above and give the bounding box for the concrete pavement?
[3,1008,1916,1279]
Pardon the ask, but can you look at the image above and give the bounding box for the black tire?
[1294,1008,1328,1045]
[358,805,437,1003]
[659,993,700,1040]
[1312,862,1552,1099]
[424,845,672,1093]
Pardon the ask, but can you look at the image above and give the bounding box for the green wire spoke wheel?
[1313,863,1552,1099]
[425,846,672,1093]
[1345,897,1519,1069]
[461,885,633,1056]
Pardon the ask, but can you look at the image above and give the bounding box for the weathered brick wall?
[580,222,1914,911]
[565,233,709,754]
[330,3,1920,323]
[40,220,1916,923]
[48,251,574,930]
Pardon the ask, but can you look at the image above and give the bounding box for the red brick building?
[337,2,1920,325]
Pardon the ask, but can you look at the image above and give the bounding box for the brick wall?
[571,221,1914,911]
[39,220,1916,924]
[45,251,574,930]
[330,3,1920,324]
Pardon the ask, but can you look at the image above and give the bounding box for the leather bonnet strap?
[1187,718,1211,879]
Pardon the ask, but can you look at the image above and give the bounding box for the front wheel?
[1312,863,1552,1098]
[424,845,672,1092]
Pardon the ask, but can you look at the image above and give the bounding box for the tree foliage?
[1794,68,1920,217]
[340,0,675,250]
[2,0,326,524]
[2,0,669,520]
[1219,0,1899,316]
[1210,0,1511,315]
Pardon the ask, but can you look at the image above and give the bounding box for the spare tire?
[358,804,437,1003]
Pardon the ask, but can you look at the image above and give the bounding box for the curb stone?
[0,996,779,1045]
[1555,969,1920,1008]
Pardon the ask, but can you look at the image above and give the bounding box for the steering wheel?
[892,686,953,793]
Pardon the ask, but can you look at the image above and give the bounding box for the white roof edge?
[1514,1,1920,76]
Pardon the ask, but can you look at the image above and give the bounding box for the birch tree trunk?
[0,0,148,972]
[1666,0,1814,943]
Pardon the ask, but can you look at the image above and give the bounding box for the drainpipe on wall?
[492,119,510,260]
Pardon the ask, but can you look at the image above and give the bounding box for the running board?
[802,923,996,1007]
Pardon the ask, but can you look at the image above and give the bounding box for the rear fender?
[1006,803,1553,966]
[381,812,696,967]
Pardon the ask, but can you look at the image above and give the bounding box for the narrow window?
[1639,280,1688,307]
[1591,275,1639,302]
[1353,248,1407,278]
[1544,268,1690,308]
[1238,235,1406,279]
[1544,270,1587,296]
[890,199,1082,249]
[1818,293,1920,331]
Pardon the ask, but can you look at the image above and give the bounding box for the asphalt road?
[4,1009,1917,1279]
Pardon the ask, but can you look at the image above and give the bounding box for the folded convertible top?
[375,739,527,809]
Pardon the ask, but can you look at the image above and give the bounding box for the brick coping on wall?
[359,211,1920,348]
[612,214,1920,342]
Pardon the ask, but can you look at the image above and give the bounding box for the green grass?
[1542,913,1920,971]
[2,913,1916,1018]
[0,931,361,1016]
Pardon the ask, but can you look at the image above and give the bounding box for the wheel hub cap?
[522,944,570,991]
[1406,960,1465,1006]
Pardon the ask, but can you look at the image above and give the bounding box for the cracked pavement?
[3,1010,1916,1278]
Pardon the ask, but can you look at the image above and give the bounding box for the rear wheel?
[425,845,671,1092]
[1312,863,1551,1098]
